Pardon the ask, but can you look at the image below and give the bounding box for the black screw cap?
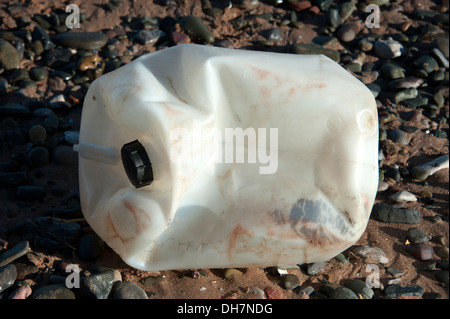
[121,140,153,188]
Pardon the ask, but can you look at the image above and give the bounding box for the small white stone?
[352,246,389,264]
[377,181,389,192]
[389,190,417,202]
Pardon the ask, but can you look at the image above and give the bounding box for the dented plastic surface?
[77,44,379,271]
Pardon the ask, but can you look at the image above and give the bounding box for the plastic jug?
[75,44,378,271]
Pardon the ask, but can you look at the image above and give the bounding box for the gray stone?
[0,264,17,293]
[394,88,418,104]
[282,274,300,290]
[307,261,327,275]
[386,267,405,278]
[389,77,424,89]
[432,48,449,69]
[330,287,358,299]
[110,281,148,299]
[389,129,409,145]
[413,55,439,74]
[34,284,75,299]
[407,228,431,244]
[384,284,424,298]
[344,279,374,299]
[336,23,359,42]
[136,29,165,45]
[0,241,30,268]
[389,190,417,202]
[54,32,108,50]
[381,63,405,80]
[434,33,449,58]
[374,38,405,59]
[371,203,421,224]
[81,270,115,299]
[296,285,315,296]
[400,97,429,109]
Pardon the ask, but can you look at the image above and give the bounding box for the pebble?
[386,267,405,278]
[352,246,389,264]
[110,281,148,299]
[434,270,449,284]
[0,39,21,70]
[371,203,421,224]
[389,190,417,202]
[54,32,108,50]
[394,88,418,104]
[381,63,405,80]
[334,253,349,264]
[135,29,165,45]
[296,285,315,296]
[52,145,78,166]
[406,243,435,260]
[411,155,449,181]
[33,284,75,299]
[413,55,439,74]
[224,268,243,279]
[384,284,424,298]
[0,103,31,117]
[336,23,359,42]
[400,97,429,109]
[180,16,215,44]
[0,264,17,293]
[434,246,449,259]
[432,48,449,69]
[64,131,79,145]
[142,275,165,286]
[378,181,389,192]
[374,38,404,59]
[0,241,30,267]
[344,279,374,299]
[77,233,104,261]
[28,146,49,166]
[407,228,431,244]
[81,269,116,299]
[388,76,424,89]
[29,125,47,144]
[16,185,45,201]
[319,282,340,297]
[330,286,358,299]
[434,33,449,59]
[306,261,327,275]
[32,25,55,51]
[29,67,48,81]
[282,274,300,290]
[389,129,409,145]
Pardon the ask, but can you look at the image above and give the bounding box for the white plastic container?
[76,44,378,271]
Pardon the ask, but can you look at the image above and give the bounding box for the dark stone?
[371,203,421,224]
[53,32,108,50]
